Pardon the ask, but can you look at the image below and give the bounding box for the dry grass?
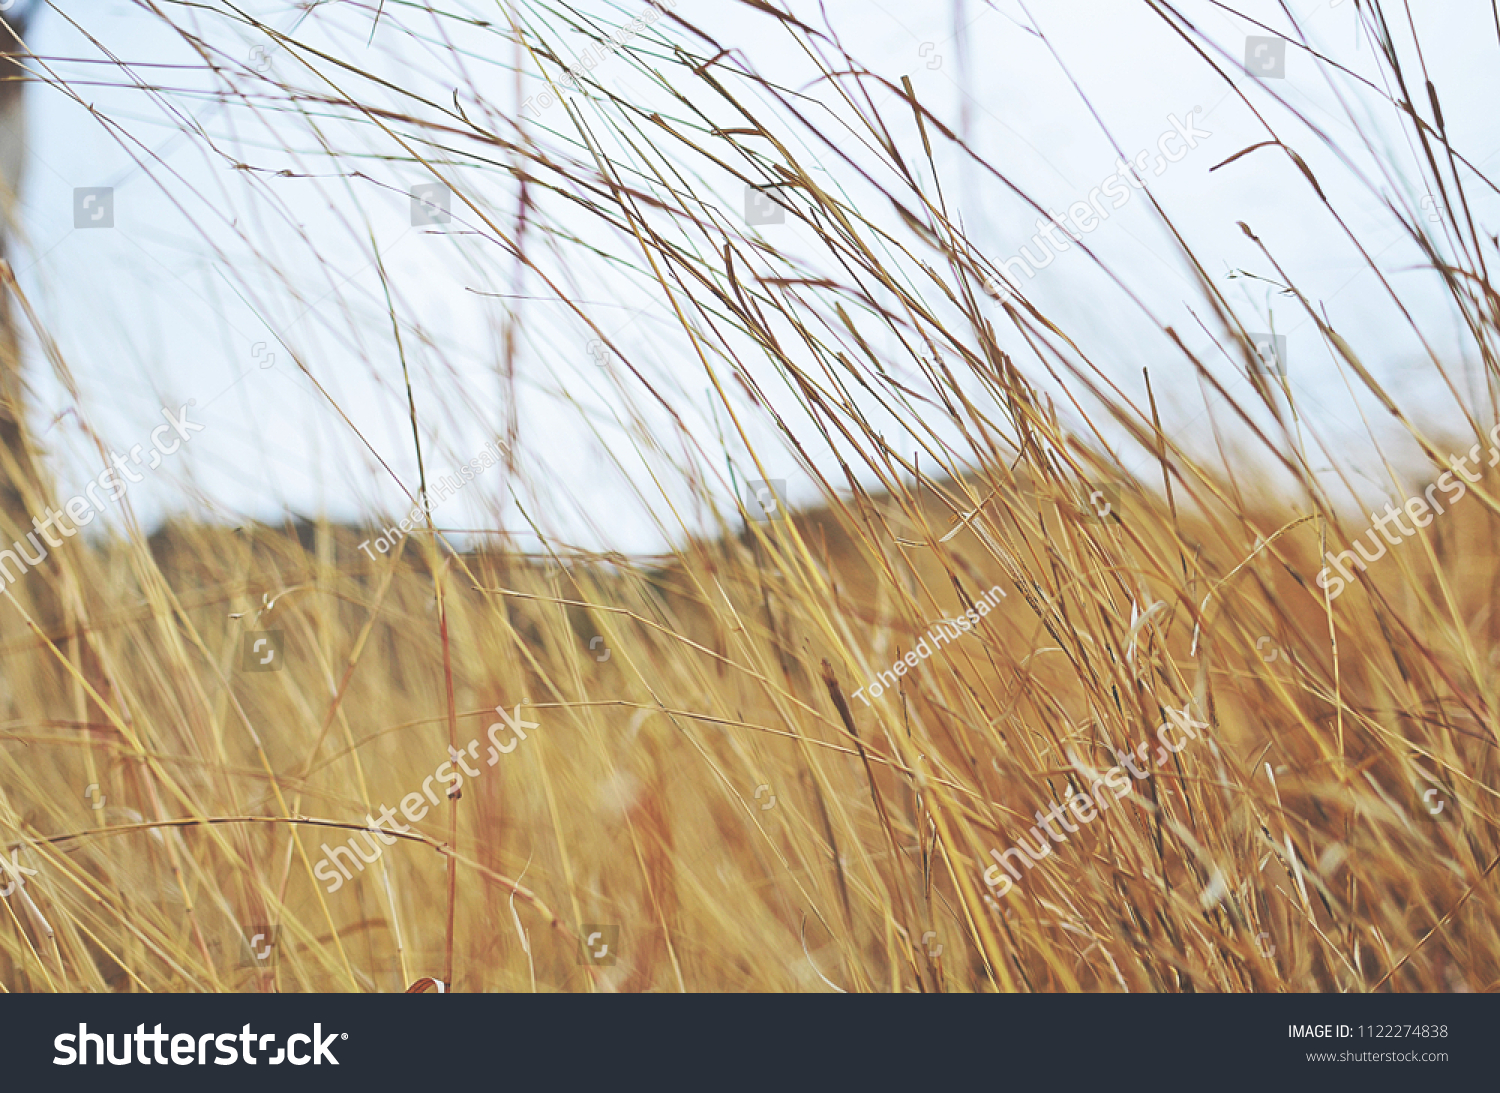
[0,0,1496,991]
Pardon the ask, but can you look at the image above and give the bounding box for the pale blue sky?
[14,0,1498,552]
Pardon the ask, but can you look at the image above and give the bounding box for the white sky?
[14,0,1500,553]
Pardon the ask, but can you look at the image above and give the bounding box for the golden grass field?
[0,421,1495,993]
[1,0,1497,993]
